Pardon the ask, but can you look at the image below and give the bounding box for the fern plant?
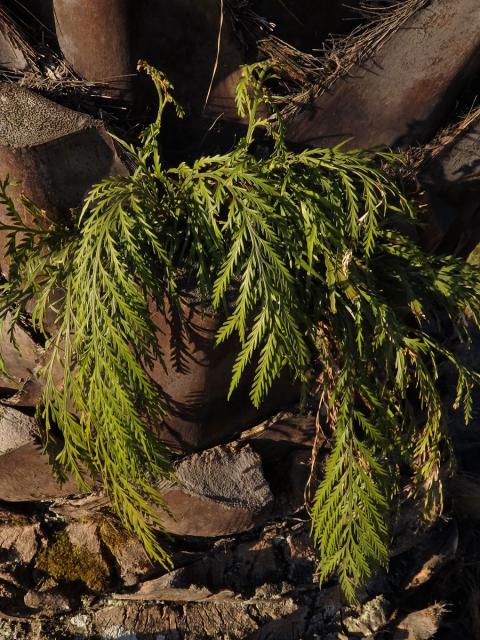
[1,62,480,599]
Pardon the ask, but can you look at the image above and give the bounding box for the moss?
[98,520,131,556]
[37,530,110,592]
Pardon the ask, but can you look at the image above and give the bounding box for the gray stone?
[341,615,372,636]
[0,405,36,455]
[287,0,480,149]
[0,406,78,502]
[24,588,71,614]
[358,595,391,633]
[0,518,41,564]
[175,443,271,512]
[156,442,274,536]
[393,604,446,640]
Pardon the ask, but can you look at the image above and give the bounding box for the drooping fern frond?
[1,62,480,597]
[0,64,178,567]
[311,378,391,602]
[309,233,480,599]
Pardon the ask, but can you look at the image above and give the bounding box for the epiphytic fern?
[1,62,480,596]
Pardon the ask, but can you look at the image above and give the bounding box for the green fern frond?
[1,64,480,598]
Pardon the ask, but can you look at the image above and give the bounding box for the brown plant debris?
[408,104,480,173]
[0,4,127,123]
[241,0,433,120]
[0,5,40,74]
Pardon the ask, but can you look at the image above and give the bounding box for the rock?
[0,407,78,501]
[393,604,446,640]
[156,442,274,537]
[115,583,236,603]
[0,82,127,274]
[249,606,310,640]
[98,520,153,587]
[0,442,79,502]
[343,595,391,635]
[0,405,36,456]
[69,614,92,636]
[66,521,103,556]
[244,414,319,515]
[50,492,110,520]
[125,521,315,603]
[124,540,279,601]
[91,598,298,640]
[420,110,480,254]
[24,588,71,614]
[53,0,133,99]
[0,518,40,564]
[342,615,372,636]
[287,0,480,149]
[0,408,282,528]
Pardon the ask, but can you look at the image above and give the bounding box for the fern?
[1,62,480,597]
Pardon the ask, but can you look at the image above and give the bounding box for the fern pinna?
[1,62,479,599]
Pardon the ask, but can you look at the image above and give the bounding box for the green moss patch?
[37,530,110,592]
[99,520,131,556]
